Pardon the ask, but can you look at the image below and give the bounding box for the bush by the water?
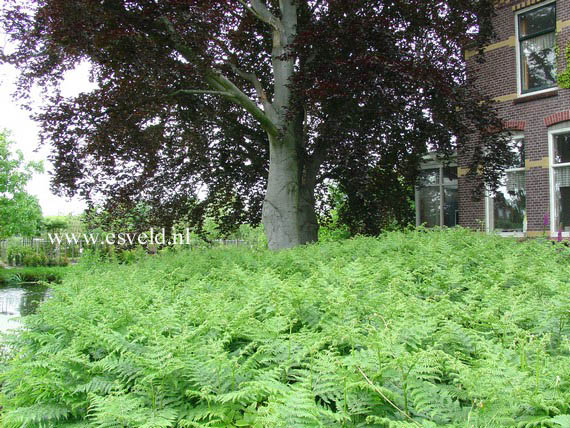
[0,266,68,285]
[1,228,570,427]
[6,246,69,267]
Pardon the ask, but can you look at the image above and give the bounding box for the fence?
[0,237,84,262]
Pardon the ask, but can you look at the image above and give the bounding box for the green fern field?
[1,229,570,427]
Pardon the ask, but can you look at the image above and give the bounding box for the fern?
[2,403,71,427]
[551,414,570,427]
[1,229,570,426]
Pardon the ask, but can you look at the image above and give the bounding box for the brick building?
[416,0,570,237]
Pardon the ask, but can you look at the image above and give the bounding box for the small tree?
[0,130,43,238]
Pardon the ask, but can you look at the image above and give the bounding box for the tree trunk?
[247,0,318,250]
[262,133,318,250]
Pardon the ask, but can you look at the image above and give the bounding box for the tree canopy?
[1,0,511,248]
[0,130,43,238]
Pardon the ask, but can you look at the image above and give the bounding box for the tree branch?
[237,0,282,31]
[229,63,274,113]
[206,71,279,137]
[155,16,200,63]
[155,16,279,138]
[170,89,234,97]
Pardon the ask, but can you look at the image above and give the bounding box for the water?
[0,283,50,333]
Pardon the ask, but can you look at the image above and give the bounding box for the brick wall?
[461,0,570,233]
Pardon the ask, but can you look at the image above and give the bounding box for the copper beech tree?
[2,0,510,249]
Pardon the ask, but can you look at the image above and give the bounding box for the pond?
[0,283,50,333]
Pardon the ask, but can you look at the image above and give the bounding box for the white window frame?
[415,157,458,228]
[485,133,526,237]
[515,0,557,97]
[549,123,570,237]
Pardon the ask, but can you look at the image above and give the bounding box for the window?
[487,136,526,234]
[550,130,570,234]
[416,165,458,228]
[517,3,556,94]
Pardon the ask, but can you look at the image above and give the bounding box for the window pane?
[556,188,570,232]
[443,166,458,184]
[418,187,440,227]
[521,32,556,92]
[554,133,570,164]
[508,138,525,169]
[443,187,458,227]
[555,166,570,231]
[419,168,439,185]
[519,4,556,38]
[493,170,526,232]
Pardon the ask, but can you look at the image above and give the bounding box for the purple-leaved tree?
[2,0,510,249]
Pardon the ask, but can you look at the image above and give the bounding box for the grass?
[0,228,569,427]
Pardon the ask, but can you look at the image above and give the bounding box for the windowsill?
[495,231,525,238]
[513,87,558,104]
[550,232,570,239]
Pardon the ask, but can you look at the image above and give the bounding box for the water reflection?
[0,284,50,333]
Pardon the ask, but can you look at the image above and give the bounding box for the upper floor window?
[517,3,557,94]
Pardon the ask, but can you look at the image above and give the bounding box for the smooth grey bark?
[260,0,319,249]
[167,0,319,249]
[262,131,319,250]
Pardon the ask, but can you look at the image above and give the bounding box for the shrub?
[1,229,570,427]
[5,245,69,267]
[0,266,68,284]
[117,247,147,264]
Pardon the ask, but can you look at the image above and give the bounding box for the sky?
[0,57,95,217]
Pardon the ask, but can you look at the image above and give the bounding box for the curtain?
[506,170,526,193]
[556,166,570,188]
[521,32,555,91]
